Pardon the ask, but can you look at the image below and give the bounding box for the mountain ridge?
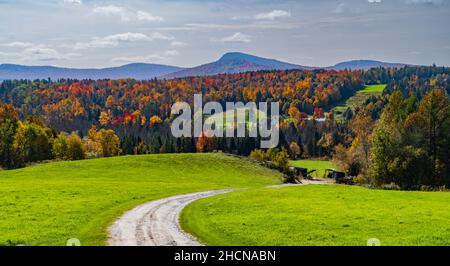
[330,59,407,70]
[164,52,314,78]
[0,53,409,80]
[0,63,183,80]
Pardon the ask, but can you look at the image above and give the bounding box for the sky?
[0,0,449,68]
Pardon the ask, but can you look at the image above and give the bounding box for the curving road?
[108,189,234,246]
[108,179,332,246]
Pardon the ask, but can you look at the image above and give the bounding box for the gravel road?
[108,179,331,246]
[108,189,234,246]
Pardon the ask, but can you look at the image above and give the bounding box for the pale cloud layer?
[254,10,291,20]
[0,0,449,68]
[64,0,82,4]
[68,32,174,50]
[3,42,35,48]
[213,32,252,43]
[406,0,445,4]
[0,46,80,62]
[92,5,163,22]
[170,41,188,48]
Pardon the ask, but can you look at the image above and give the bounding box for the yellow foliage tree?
[149,115,162,126]
[99,111,110,126]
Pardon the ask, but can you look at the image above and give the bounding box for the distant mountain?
[0,54,410,81]
[164,52,313,78]
[0,63,183,80]
[330,60,407,70]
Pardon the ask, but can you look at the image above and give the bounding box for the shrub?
[249,149,267,162]
[249,148,290,175]
[53,132,85,161]
[380,183,401,191]
[53,133,69,160]
[67,132,85,160]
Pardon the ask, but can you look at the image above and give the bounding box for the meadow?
[359,84,387,93]
[0,153,282,246]
[332,84,386,121]
[181,185,450,246]
[204,107,268,130]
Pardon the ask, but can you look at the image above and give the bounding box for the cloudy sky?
[0,0,449,68]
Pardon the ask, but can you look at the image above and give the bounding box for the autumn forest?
[1,65,450,189]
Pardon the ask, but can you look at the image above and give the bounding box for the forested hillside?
[1,66,449,188]
[0,69,362,158]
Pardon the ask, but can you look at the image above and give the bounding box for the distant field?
[332,84,386,121]
[290,160,334,178]
[359,84,386,93]
[0,154,282,246]
[204,107,267,130]
[181,185,450,246]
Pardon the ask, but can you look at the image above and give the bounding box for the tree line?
[0,103,121,169]
[333,88,450,190]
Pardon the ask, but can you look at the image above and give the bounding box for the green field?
[332,84,386,121]
[204,107,267,130]
[0,153,282,246]
[181,185,450,246]
[359,84,386,93]
[290,160,334,178]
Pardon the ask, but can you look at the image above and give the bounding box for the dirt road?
[108,179,331,246]
[108,189,234,246]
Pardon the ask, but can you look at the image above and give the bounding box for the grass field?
[359,84,386,93]
[204,107,267,130]
[0,153,282,246]
[290,160,334,178]
[181,185,450,246]
[332,84,386,121]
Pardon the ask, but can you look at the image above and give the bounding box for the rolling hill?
[0,153,282,246]
[331,60,407,70]
[0,63,183,80]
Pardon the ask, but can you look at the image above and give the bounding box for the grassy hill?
[181,185,450,246]
[332,84,386,121]
[0,153,282,246]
